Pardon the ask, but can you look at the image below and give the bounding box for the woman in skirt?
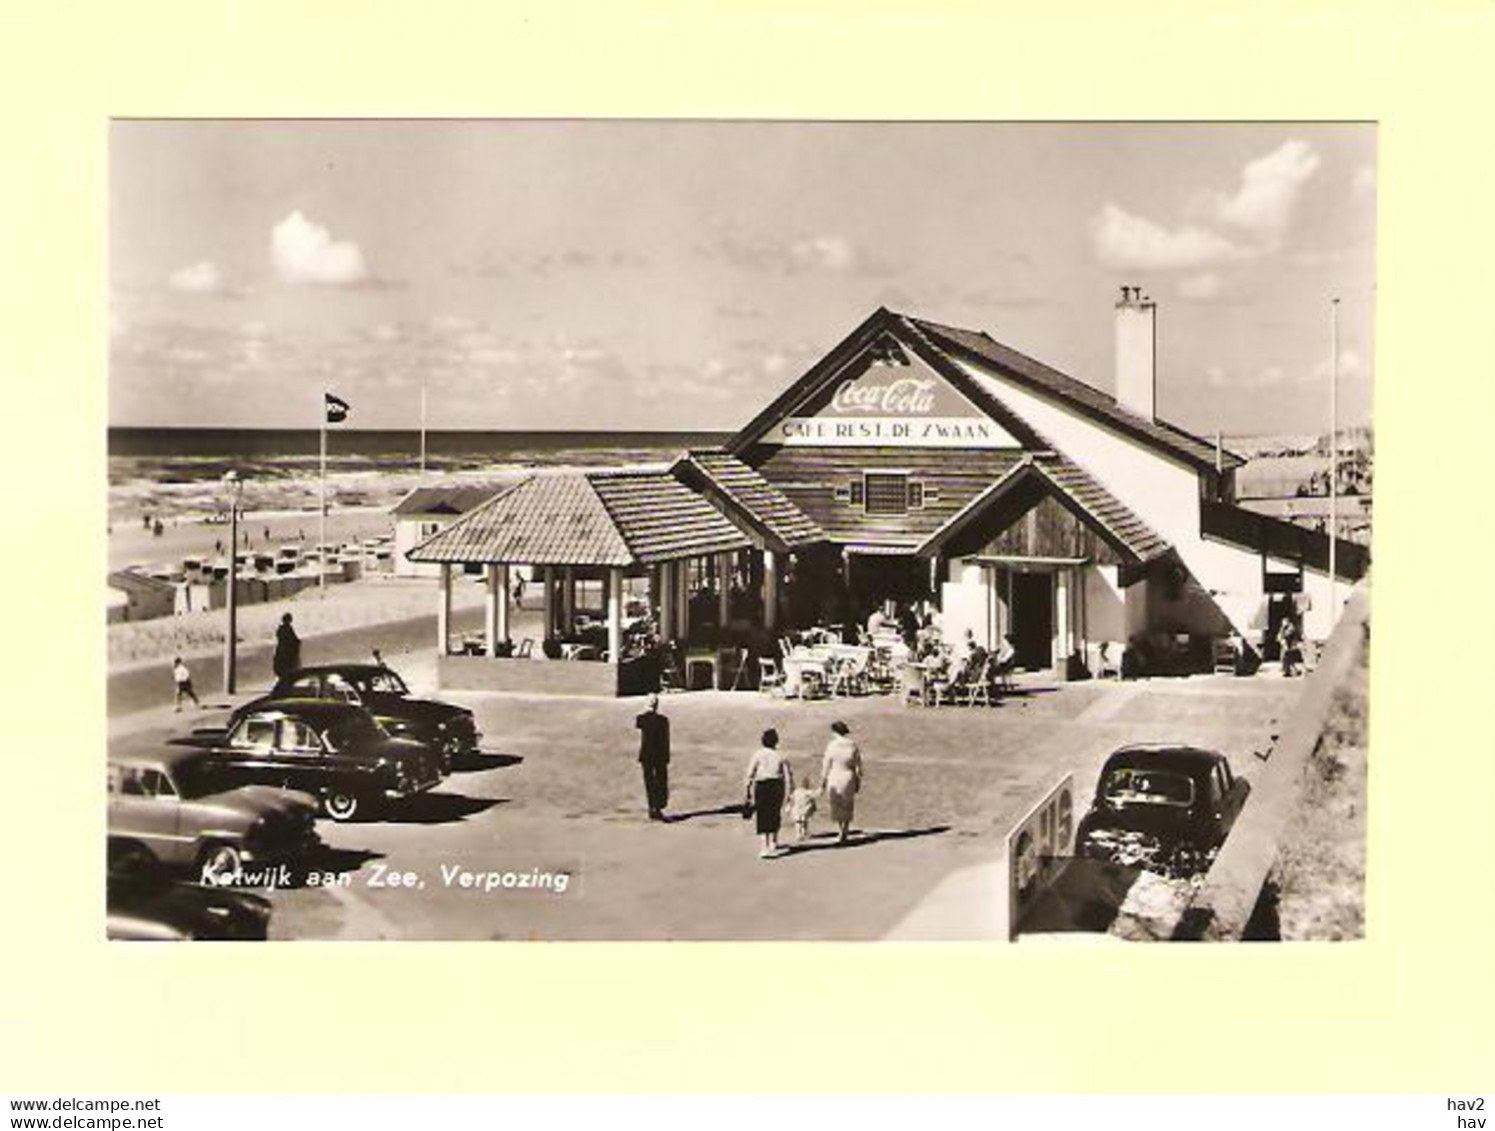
[743,727,794,859]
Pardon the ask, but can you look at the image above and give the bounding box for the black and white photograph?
[107,120,1374,942]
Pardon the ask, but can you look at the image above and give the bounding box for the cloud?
[1211,139,1322,237]
[1177,272,1223,301]
[1090,204,1249,271]
[167,260,224,295]
[271,210,369,286]
[700,224,894,276]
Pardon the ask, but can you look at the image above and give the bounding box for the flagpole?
[420,376,428,481]
[319,393,327,598]
[1329,298,1339,622]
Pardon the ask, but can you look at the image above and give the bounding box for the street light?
[222,470,243,694]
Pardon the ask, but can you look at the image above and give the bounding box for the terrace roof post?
[717,551,732,628]
[676,557,690,643]
[484,564,503,657]
[438,562,453,656]
[763,550,778,632]
[496,564,510,646]
[562,567,576,637]
[607,566,623,662]
[658,562,674,641]
[542,567,555,640]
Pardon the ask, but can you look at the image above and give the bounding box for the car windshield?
[1101,767,1195,808]
[364,671,408,695]
[324,712,387,751]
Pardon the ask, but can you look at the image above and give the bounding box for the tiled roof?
[916,454,1172,564]
[904,315,1243,472]
[407,469,753,567]
[409,475,632,566]
[391,485,503,517]
[589,469,753,564]
[1033,455,1172,563]
[675,451,825,550]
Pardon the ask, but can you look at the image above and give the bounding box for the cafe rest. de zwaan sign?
[766,352,1020,449]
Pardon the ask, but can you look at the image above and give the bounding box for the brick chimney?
[1114,285,1157,420]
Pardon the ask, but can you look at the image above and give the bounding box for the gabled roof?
[907,315,1243,472]
[407,469,753,567]
[916,453,1172,564]
[726,306,1241,474]
[391,485,503,518]
[672,450,825,551]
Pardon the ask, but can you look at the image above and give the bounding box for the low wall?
[438,653,621,696]
[1158,581,1370,941]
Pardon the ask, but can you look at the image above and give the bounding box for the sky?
[110,121,1375,437]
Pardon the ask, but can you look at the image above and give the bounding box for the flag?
[325,393,350,424]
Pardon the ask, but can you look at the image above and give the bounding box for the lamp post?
[222,470,243,695]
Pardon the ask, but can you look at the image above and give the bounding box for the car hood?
[192,785,319,823]
[364,694,468,724]
[109,880,271,938]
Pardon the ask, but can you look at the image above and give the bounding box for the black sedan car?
[107,848,272,941]
[174,700,445,821]
[242,664,480,771]
[1075,745,1251,878]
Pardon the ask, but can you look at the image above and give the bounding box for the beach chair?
[757,656,786,697]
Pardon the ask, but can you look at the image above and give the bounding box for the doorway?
[1010,572,1054,670]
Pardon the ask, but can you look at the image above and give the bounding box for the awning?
[969,555,1090,569]
[841,543,921,557]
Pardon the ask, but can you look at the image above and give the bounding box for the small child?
[789,779,819,841]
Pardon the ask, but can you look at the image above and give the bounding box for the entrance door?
[1010,572,1054,670]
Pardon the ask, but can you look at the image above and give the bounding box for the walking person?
[273,612,302,680]
[635,692,671,821]
[820,720,864,844]
[744,728,794,859]
[171,657,201,712]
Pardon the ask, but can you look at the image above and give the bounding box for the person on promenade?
[172,657,201,712]
[273,612,301,680]
[820,721,864,844]
[744,728,794,859]
[635,693,671,821]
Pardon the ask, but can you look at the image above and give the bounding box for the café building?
[410,291,1368,694]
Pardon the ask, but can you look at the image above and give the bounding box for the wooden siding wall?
[978,495,1124,566]
[744,445,1026,544]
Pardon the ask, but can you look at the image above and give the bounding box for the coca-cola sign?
[830,376,938,415]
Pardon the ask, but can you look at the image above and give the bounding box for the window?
[419,522,441,538]
[232,717,276,750]
[277,719,323,756]
[864,472,909,516]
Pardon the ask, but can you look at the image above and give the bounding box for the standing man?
[273,612,302,680]
[172,656,201,712]
[634,692,671,821]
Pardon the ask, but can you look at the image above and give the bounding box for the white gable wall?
[949,357,1343,642]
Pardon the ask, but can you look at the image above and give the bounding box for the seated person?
[960,629,989,682]
[993,635,1017,670]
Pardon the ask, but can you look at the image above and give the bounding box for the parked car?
[107,747,321,877]
[242,664,480,771]
[106,846,272,941]
[174,699,445,822]
[1075,745,1251,878]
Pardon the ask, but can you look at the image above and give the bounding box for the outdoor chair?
[515,637,535,659]
[1211,638,1238,675]
[658,644,687,693]
[960,658,994,708]
[829,656,863,698]
[798,661,828,700]
[902,663,928,707]
[757,656,787,696]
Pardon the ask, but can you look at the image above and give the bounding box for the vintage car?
[107,746,321,876]
[106,847,272,941]
[174,699,445,821]
[240,664,480,771]
[1075,745,1251,878]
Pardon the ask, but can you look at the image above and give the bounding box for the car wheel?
[200,842,243,878]
[324,791,360,822]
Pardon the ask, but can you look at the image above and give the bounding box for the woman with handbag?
[743,727,794,859]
